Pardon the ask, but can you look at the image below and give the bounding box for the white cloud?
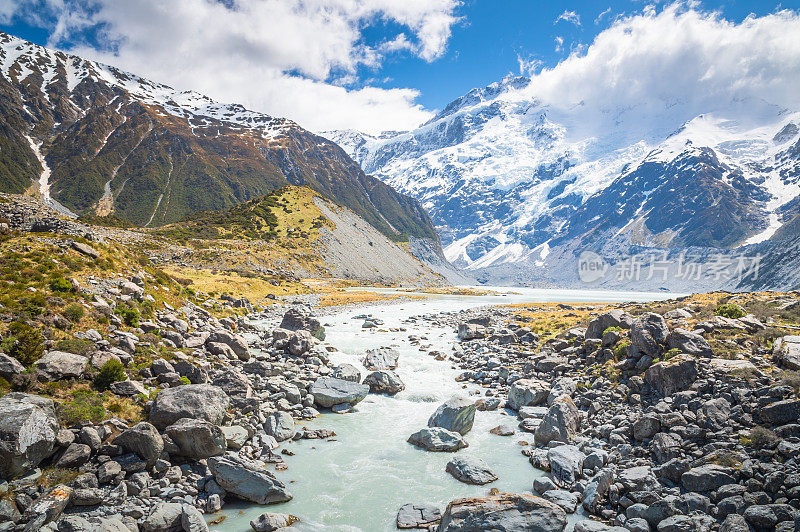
[3,0,461,133]
[525,4,800,141]
[554,36,564,53]
[594,7,612,25]
[555,10,581,27]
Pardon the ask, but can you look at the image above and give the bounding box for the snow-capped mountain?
[324,76,800,290]
[0,31,438,245]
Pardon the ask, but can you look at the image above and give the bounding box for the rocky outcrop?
[148,385,230,429]
[0,393,59,478]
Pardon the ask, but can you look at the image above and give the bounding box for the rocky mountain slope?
[0,32,437,248]
[325,78,800,290]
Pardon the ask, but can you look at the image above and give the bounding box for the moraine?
[215,287,670,531]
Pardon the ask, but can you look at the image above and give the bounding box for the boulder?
[633,415,661,441]
[250,512,299,532]
[280,307,325,340]
[205,329,250,361]
[0,392,59,478]
[165,418,227,459]
[287,330,314,357]
[207,455,292,504]
[583,469,614,512]
[21,484,71,530]
[364,370,405,395]
[760,399,800,426]
[361,347,400,370]
[631,312,669,356]
[534,396,580,446]
[55,443,91,468]
[396,503,441,529]
[457,323,486,341]
[140,502,183,532]
[309,377,369,408]
[265,411,295,442]
[664,308,692,320]
[437,493,567,532]
[547,445,585,488]
[585,310,634,339]
[0,353,25,380]
[428,396,476,435]
[542,490,578,514]
[34,350,87,380]
[774,336,800,370]
[644,354,698,396]
[407,427,468,452]
[681,464,736,492]
[221,425,250,450]
[445,456,498,485]
[506,379,550,410]
[331,363,361,383]
[109,379,147,396]
[148,384,230,429]
[667,329,713,356]
[113,422,164,468]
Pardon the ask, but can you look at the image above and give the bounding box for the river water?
[215,287,672,531]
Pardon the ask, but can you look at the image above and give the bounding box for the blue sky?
[1,1,799,132]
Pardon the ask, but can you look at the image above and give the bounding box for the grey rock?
[34,351,87,380]
[265,412,295,442]
[644,355,698,396]
[71,487,104,506]
[113,422,164,468]
[309,377,369,408]
[396,503,441,529]
[109,379,147,396]
[221,425,249,450]
[720,514,751,532]
[428,396,476,435]
[165,418,227,459]
[583,468,613,512]
[54,443,91,468]
[681,464,736,492]
[445,456,497,485]
[506,378,550,410]
[542,490,578,513]
[407,427,468,452]
[0,354,24,380]
[631,312,669,356]
[547,445,585,488]
[534,396,580,446]
[667,328,713,356]
[774,335,800,370]
[331,363,361,383]
[250,512,299,531]
[585,309,634,339]
[21,484,71,530]
[206,329,250,361]
[457,322,486,341]
[437,493,567,532]
[361,347,400,370]
[148,384,230,429]
[287,330,313,357]
[280,307,325,340]
[760,399,800,426]
[0,393,59,478]
[141,502,184,532]
[363,370,405,395]
[207,455,292,505]
[633,415,661,440]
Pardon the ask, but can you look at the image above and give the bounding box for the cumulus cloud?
[526,4,800,141]
[3,0,461,133]
[555,10,581,27]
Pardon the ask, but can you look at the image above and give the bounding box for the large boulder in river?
[507,379,550,410]
[396,503,442,529]
[280,307,325,340]
[34,350,88,380]
[364,370,405,395]
[309,377,369,408]
[113,422,163,468]
[408,427,468,452]
[630,313,669,356]
[428,396,476,435]
[361,347,399,370]
[437,493,567,532]
[0,393,59,478]
[165,418,227,459]
[534,396,580,446]
[644,354,698,396]
[149,384,230,429]
[585,310,634,339]
[331,363,361,383]
[207,455,292,504]
[774,336,800,370]
[250,512,299,532]
[205,329,250,361]
[445,456,498,485]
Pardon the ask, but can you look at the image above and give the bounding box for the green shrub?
[179,376,191,386]
[715,304,746,319]
[49,277,73,293]
[63,303,85,323]
[93,359,127,391]
[2,322,45,366]
[614,340,631,360]
[117,305,140,327]
[603,326,623,335]
[58,390,106,426]
[663,348,681,361]
[55,338,94,355]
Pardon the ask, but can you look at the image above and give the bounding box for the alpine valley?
[325,76,800,291]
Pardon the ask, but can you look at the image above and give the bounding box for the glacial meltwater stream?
[216,288,672,531]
